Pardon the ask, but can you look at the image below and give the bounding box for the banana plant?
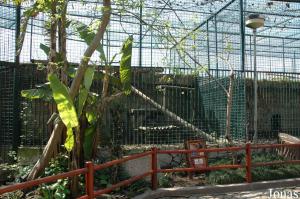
[73,20,133,158]
[21,26,133,157]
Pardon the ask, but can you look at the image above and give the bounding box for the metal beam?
[170,0,237,49]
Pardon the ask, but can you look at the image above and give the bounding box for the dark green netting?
[197,71,246,142]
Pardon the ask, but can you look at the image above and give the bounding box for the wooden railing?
[1,143,300,198]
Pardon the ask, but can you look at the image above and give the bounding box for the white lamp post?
[246,14,265,143]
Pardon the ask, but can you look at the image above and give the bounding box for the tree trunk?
[47,1,57,74]
[224,70,238,164]
[27,0,59,180]
[27,0,111,180]
[27,123,64,180]
[58,0,68,84]
[225,70,234,143]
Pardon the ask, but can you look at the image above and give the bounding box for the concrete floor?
[134,178,300,199]
[159,187,300,199]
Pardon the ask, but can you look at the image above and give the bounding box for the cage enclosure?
[1,0,300,161]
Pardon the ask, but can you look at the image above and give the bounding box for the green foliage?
[77,87,88,117]
[40,179,70,199]
[84,67,95,90]
[40,43,50,56]
[83,125,96,159]
[64,128,74,152]
[44,154,69,176]
[86,111,97,124]
[48,73,79,152]
[78,66,95,116]
[158,173,173,188]
[39,43,64,66]
[40,154,70,199]
[207,153,300,185]
[94,169,111,188]
[0,151,32,185]
[21,88,50,100]
[21,82,52,101]
[93,72,122,88]
[192,65,209,76]
[1,191,23,199]
[48,73,78,128]
[78,66,97,159]
[75,21,133,95]
[207,169,245,185]
[120,36,133,95]
[73,21,106,62]
[225,40,233,52]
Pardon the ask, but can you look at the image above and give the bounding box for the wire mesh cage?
[1,0,300,159]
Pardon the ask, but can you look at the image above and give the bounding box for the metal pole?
[207,22,210,70]
[250,35,252,70]
[214,16,218,77]
[293,51,296,73]
[12,5,21,151]
[151,29,153,67]
[30,17,33,61]
[253,29,258,143]
[283,38,285,73]
[240,0,245,72]
[139,1,143,67]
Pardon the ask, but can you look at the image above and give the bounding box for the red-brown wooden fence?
[1,143,300,198]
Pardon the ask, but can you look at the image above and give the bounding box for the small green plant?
[207,169,245,185]
[38,154,70,199]
[207,152,300,185]
[1,190,23,199]
[40,179,70,199]
[43,154,69,176]
[7,151,18,162]
[158,173,173,188]
[94,169,112,188]
[0,151,32,184]
[123,179,150,197]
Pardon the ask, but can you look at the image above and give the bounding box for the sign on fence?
[185,140,208,178]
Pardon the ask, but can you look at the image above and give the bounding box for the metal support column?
[282,38,285,73]
[12,5,21,151]
[293,51,296,73]
[214,16,218,77]
[151,29,153,67]
[253,29,258,143]
[139,2,143,67]
[207,22,210,70]
[240,0,245,72]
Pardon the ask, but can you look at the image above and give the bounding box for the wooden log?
[131,86,222,144]
[278,133,300,160]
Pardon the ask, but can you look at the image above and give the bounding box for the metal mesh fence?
[19,64,54,146]
[245,71,300,141]
[0,4,16,62]
[0,62,15,162]
[198,70,246,142]
[167,0,300,143]
[123,68,200,145]
[1,0,300,155]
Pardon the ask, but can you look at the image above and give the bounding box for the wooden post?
[85,161,94,198]
[151,148,158,190]
[245,143,252,183]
